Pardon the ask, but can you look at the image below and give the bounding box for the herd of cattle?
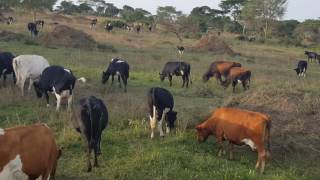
[1,17,320,179]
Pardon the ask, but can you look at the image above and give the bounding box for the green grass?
[1,11,320,179]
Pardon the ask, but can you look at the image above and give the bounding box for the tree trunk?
[242,24,246,35]
[264,20,268,39]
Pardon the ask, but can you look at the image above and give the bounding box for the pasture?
[0,10,320,179]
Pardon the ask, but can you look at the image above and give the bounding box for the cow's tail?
[12,57,19,85]
[77,77,87,83]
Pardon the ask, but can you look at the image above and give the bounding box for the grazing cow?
[160,61,192,88]
[148,87,177,139]
[177,46,184,58]
[105,23,113,32]
[294,60,307,77]
[71,96,108,172]
[0,123,61,179]
[6,16,14,24]
[13,55,49,96]
[304,51,318,62]
[90,18,97,29]
[196,107,271,173]
[222,67,251,92]
[33,65,86,111]
[0,52,16,86]
[203,61,242,84]
[102,58,130,92]
[27,22,39,37]
[35,20,45,28]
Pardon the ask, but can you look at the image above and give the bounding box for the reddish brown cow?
[0,123,61,180]
[196,108,271,173]
[222,67,251,92]
[203,61,242,83]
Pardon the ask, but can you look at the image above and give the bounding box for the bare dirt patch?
[194,34,237,55]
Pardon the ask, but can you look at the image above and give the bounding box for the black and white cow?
[148,87,177,139]
[294,60,307,77]
[0,52,16,86]
[177,46,184,58]
[102,58,129,92]
[305,51,318,62]
[90,18,97,29]
[6,17,14,25]
[159,61,191,88]
[35,20,45,29]
[71,96,108,172]
[105,23,113,32]
[27,22,38,37]
[33,65,86,111]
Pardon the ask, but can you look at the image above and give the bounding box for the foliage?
[220,0,247,21]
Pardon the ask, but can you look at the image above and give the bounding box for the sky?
[56,0,320,21]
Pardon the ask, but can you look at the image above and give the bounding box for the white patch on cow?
[77,77,86,83]
[116,71,121,75]
[0,154,28,180]
[166,127,170,134]
[180,70,184,75]
[53,87,71,111]
[242,138,256,151]
[150,106,157,139]
[2,68,7,74]
[0,128,4,135]
[116,60,124,63]
[64,69,71,73]
[237,80,242,83]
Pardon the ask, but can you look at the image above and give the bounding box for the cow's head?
[195,125,209,142]
[294,68,300,75]
[165,110,177,129]
[101,71,110,84]
[159,73,165,81]
[202,73,211,82]
[304,51,309,55]
[33,82,43,98]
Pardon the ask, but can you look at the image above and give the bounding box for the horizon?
[55,0,320,22]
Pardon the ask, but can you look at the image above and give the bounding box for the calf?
[160,61,191,88]
[13,54,49,96]
[0,52,16,86]
[102,58,129,92]
[105,23,113,32]
[0,123,61,179]
[203,61,242,84]
[305,51,318,62]
[222,67,251,92]
[71,96,108,172]
[177,46,184,58]
[294,60,307,77]
[6,16,14,24]
[35,20,45,29]
[196,107,271,173]
[148,87,177,139]
[27,22,39,37]
[33,65,86,111]
[90,18,97,29]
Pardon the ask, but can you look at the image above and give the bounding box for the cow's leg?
[12,73,16,84]
[118,75,122,88]
[149,105,157,139]
[44,92,50,107]
[122,75,127,92]
[158,110,165,137]
[217,137,224,157]
[186,75,189,88]
[87,146,92,172]
[168,75,172,86]
[232,81,237,93]
[228,142,234,160]
[2,74,6,87]
[241,80,247,91]
[182,76,185,88]
[54,92,61,111]
[28,78,33,92]
[67,94,73,112]
[19,76,27,96]
[111,75,114,85]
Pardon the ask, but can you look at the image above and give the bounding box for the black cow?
[27,22,38,37]
[136,25,141,33]
[305,51,318,62]
[35,20,45,28]
[147,87,177,139]
[177,46,184,58]
[33,65,86,111]
[105,23,113,32]
[159,61,191,88]
[0,52,16,86]
[102,58,129,92]
[6,17,14,24]
[71,96,108,172]
[294,60,307,77]
[148,24,152,32]
[90,18,97,29]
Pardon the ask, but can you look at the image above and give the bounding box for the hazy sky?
[57,0,320,21]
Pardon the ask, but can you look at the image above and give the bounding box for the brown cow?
[203,61,242,83]
[196,108,271,173]
[0,123,61,180]
[222,67,251,92]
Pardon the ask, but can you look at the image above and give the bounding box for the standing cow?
[222,67,251,92]
[0,52,16,86]
[105,23,113,32]
[102,58,129,92]
[196,107,271,173]
[35,20,45,29]
[159,61,191,88]
[27,22,39,37]
[148,87,177,139]
[0,123,61,179]
[13,55,49,96]
[71,96,108,172]
[304,51,318,62]
[294,60,307,77]
[203,61,242,84]
[33,65,86,111]
[90,18,97,29]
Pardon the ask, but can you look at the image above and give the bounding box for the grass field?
[0,10,320,179]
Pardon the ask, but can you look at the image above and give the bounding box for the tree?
[157,6,182,23]
[57,1,79,14]
[190,6,225,32]
[220,0,247,21]
[19,0,58,20]
[104,3,119,17]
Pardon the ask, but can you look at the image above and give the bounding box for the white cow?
[13,55,50,96]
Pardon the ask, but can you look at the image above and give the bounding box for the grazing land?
[0,10,320,179]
